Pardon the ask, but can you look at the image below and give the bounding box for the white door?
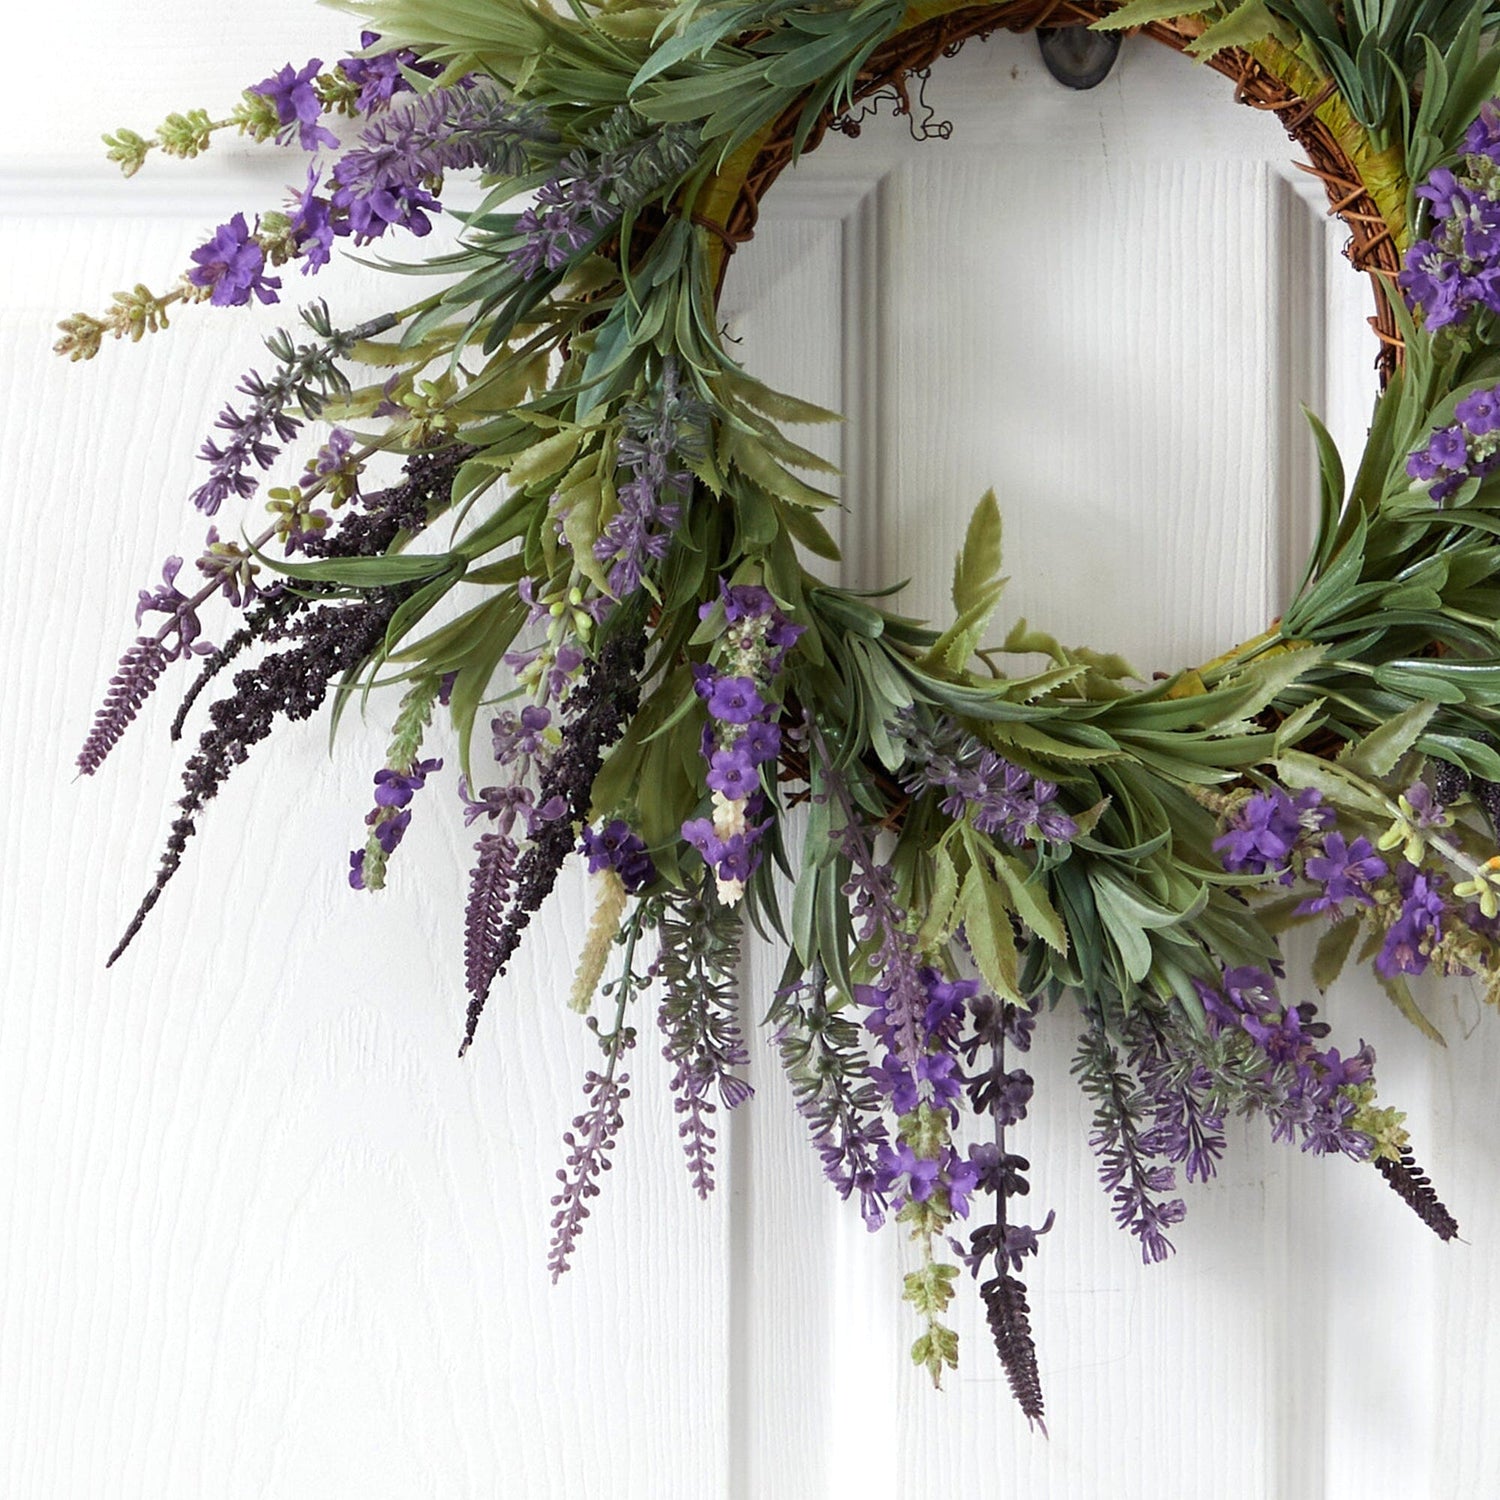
[4,7,1497,1496]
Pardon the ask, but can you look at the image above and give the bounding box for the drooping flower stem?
[547,898,653,1279]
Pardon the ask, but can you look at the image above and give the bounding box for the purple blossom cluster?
[593,361,705,597]
[1400,109,1500,331]
[1406,384,1500,503]
[349,755,442,888]
[508,176,611,279]
[1212,781,1493,980]
[1376,861,1448,978]
[185,79,545,299]
[187,213,282,308]
[249,59,339,152]
[340,31,442,116]
[681,583,802,903]
[1193,967,1375,1159]
[1213,784,1333,878]
[580,818,656,894]
[901,716,1075,846]
[505,122,697,282]
[859,973,981,1219]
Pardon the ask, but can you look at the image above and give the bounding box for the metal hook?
[1037,26,1122,91]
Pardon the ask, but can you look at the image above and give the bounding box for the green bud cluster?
[53,284,181,361]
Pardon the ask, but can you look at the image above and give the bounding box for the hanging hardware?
[1037,26,1122,90]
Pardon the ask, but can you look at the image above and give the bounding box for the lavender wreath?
[61,0,1500,1423]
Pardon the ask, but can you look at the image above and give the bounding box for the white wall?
[4,8,1497,1496]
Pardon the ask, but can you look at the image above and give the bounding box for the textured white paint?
[5,8,1498,1498]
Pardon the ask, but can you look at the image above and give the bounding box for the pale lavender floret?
[135,556,214,660]
[592,361,706,596]
[1193,966,1375,1159]
[249,58,340,152]
[900,715,1076,847]
[187,214,282,308]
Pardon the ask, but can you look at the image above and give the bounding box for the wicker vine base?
[705,0,1404,380]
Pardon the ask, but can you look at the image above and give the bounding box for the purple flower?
[706,676,766,724]
[706,745,758,798]
[288,168,336,273]
[135,555,212,659]
[1456,386,1500,436]
[373,757,441,808]
[372,807,411,854]
[249,59,339,152]
[580,819,656,894]
[1376,862,1447,978]
[340,32,441,114]
[349,849,367,889]
[1464,100,1500,161]
[1215,787,1328,876]
[187,214,281,308]
[1298,832,1387,914]
[738,719,781,765]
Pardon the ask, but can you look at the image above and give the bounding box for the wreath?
[62,0,1500,1423]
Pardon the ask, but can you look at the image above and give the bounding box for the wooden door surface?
[4,6,1498,1496]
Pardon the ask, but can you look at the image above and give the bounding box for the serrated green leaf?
[1337,700,1438,778]
[1089,0,1195,28]
[1312,917,1361,991]
[1272,696,1327,754]
[1378,974,1446,1045]
[951,489,1004,617]
[1185,0,1280,57]
[504,427,584,488]
[962,863,1021,1001]
[1275,751,1390,816]
[994,852,1068,955]
[916,845,960,952]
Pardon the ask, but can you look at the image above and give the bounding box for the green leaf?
[1272,696,1327,754]
[916,844,961,953]
[1090,874,1154,984]
[1089,0,1196,28]
[951,489,1004,617]
[1185,0,1282,57]
[1312,917,1361,991]
[962,862,1021,1001]
[1337,699,1438,778]
[1378,974,1446,1046]
[994,851,1068,955]
[1275,751,1391,816]
[504,427,584,489]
